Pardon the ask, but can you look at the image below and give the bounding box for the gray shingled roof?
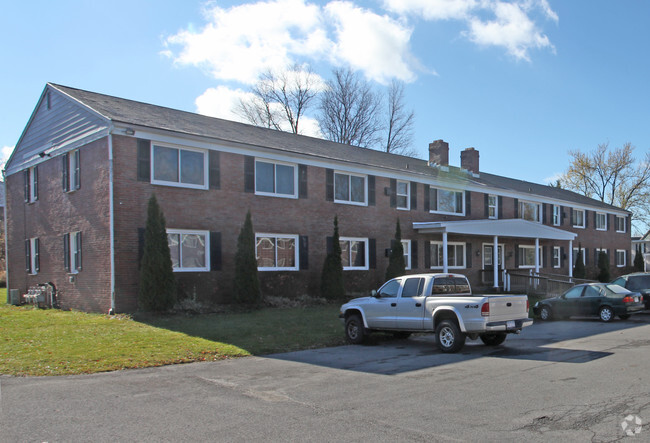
[50,83,627,213]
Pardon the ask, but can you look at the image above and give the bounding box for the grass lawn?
[0,289,346,376]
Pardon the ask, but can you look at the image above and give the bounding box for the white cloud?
[383,0,477,20]
[0,145,14,173]
[543,172,563,186]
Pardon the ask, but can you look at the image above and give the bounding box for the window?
[572,247,586,265]
[396,181,409,210]
[553,246,561,268]
[596,213,607,231]
[64,232,82,273]
[572,209,585,228]
[552,205,561,226]
[340,237,368,270]
[488,195,497,219]
[430,242,466,269]
[616,216,626,233]
[431,188,463,215]
[564,286,584,299]
[255,160,297,198]
[152,144,207,189]
[167,229,209,272]
[519,201,541,222]
[62,150,80,192]
[616,250,626,267]
[255,234,298,271]
[334,172,366,205]
[402,240,411,270]
[518,245,542,268]
[377,279,401,298]
[25,238,39,274]
[401,278,425,298]
[24,166,38,203]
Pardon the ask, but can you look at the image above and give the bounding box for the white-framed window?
[616,216,626,233]
[518,245,542,268]
[596,212,607,231]
[152,144,208,189]
[431,188,464,215]
[62,150,81,192]
[430,242,466,269]
[553,246,561,268]
[572,247,586,265]
[402,240,411,270]
[595,248,607,265]
[340,237,369,270]
[572,208,585,228]
[167,229,209,272]
[397,181,409,210]
[25,237,40,274]
[24,166,38,203]
[64,231,82,273]
[616,250,626,267]
[519,201,541,223]
[255,234,299,271]
[255,159,297,198]
[552,205,561,226]
[488,195,498,219]
[334,172,367,205]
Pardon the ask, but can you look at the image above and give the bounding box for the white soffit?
[413,219,577,241]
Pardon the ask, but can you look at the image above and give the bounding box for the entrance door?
[483,244,504,286]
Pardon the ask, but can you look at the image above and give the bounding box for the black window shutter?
[137,139,151,182]
[498,196,503,219]
[389,179,397,208]
[137,228,145,269]
[466,243,472,268]
[73,150,81,190]
[210,232,222,271]
[585,248,589,265]
[411,240,418,269]
[514,199,519,218]
[25,239,31,273]
[326,236,333,254]
[24,170,29,202]
[606,214,610,231]
[368,175,375,206]
[33,166,38,200]
[484,194,489,217]
[209,151,220,190]
[244,156,255,193]
[410,182,417,210]
[325,169,334,201]
[423,185,430,211]
[424,241,431,268]
[542,204,547,224]
[561,206,566,225]
[63,233,70,272]
[585,211,589,228]
[76,232,82,270]
[369,238,376,269]
[560,246,565,267]
[515,244,520,267]
[542,246,547,268]
[570,208,574,226]
[465,191,471,216]
[298,165,308,198]
[299,236,309,270]
[34,238,40,272]
[62,153,69,192]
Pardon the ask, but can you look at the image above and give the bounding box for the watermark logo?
[621,414,643,437]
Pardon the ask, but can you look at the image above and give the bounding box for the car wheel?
[619,314,630,320]
[599,306,614,322]
[435,320,466,353]
[392,331,412,339]
[539,305,553,321]
[480,333,507,346]
[345,314,366,344]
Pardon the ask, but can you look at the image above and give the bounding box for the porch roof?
[412,219,577,241]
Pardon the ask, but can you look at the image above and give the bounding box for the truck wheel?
[345,314,366,344]
[538,305,552,321]
[435,320,466,353]
[599,306,614,322]
[480,333,507,346]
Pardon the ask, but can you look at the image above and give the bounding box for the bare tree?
[559,142,650,233]
[384,80,416,157]
[236,64,320,134]
[317,68,383,148]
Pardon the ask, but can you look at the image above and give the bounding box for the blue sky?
[1,0,649,185]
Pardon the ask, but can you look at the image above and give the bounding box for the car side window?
[611,277,626,288]
[564,286,584,299]
[378,279,401,298]
[401,278,424,298]
[583,286,602,298]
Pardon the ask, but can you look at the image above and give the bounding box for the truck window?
[431,277,470,295]
[401,278,424,298]
[377,279,401,298]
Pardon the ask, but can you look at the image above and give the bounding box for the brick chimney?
[460,147,479,174]
[429,140,449,166]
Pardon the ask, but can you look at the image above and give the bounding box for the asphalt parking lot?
[2,314,650,442]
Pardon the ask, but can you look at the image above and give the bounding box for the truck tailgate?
[485,295,528,322]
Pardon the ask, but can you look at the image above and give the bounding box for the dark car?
[611,273,650,309]
[533,283,644,322]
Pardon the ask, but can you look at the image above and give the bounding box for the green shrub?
[634,245,644,272]
[234,210,261,305]
[321,216,345,300]
[573,245,585,279]
[597,250,611,282]
[386,219,405,280]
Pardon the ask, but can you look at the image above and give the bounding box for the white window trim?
[431,187,465,216]
[29,237,39,275]
[28,166,38,203]
[552,205,561,226]
[255,233,299,271]
[553,246,561,268]
[616,249,626,267]
[482,243,504,268]
[573,208,585,229]
[340,237,369,270]
[488,195,498,220]
[518,245,542,269]
[167,229,210,272]
[430,241,466,269]
[334,172,368,206]
[254,159,298,199]
[402,239,411,270]
[396,181,410,210]
[519,200,542,223]
[68,231,81,274]
[596,212,607,231]
[616,216,626,233]
[151,143,209,190]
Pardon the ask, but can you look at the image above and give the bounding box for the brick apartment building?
[4,83,633,313]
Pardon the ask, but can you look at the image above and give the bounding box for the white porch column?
[569,240,573,278]
[442,231,448,273]
[535,238,540,273]
[493,235,499,290]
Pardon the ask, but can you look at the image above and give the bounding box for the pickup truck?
[339,273,533,352]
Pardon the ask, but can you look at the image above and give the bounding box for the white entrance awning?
[413,219,577,241]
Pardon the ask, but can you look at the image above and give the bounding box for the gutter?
[108,127,116,315]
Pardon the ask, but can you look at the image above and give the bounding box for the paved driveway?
[2,315,650,442]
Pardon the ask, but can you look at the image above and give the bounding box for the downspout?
[3,175,8,303]
[108,127,116,315]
